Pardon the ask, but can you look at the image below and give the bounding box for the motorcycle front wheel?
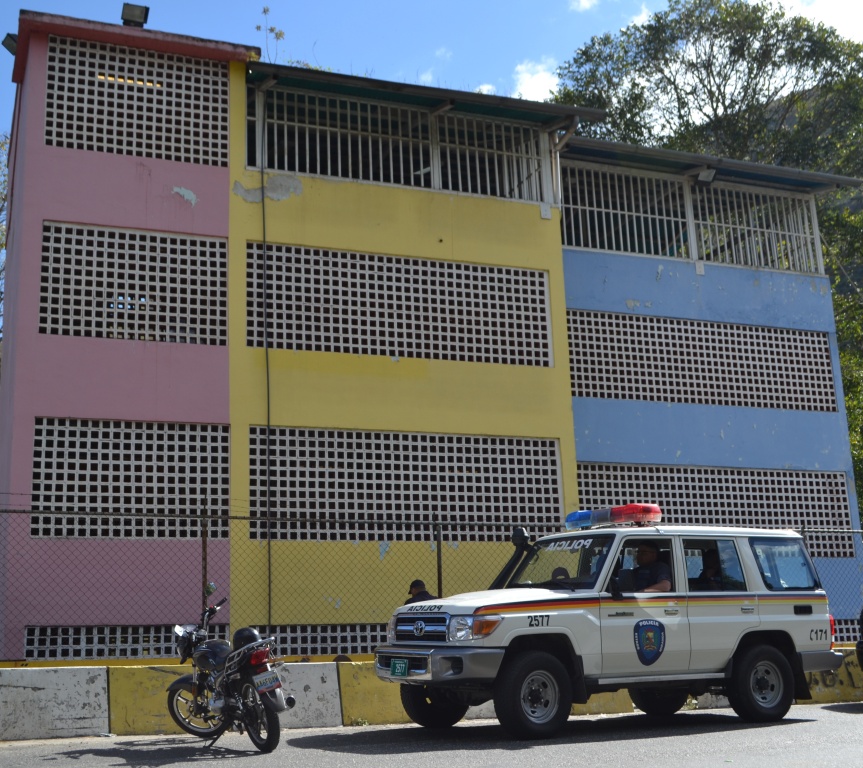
[167,688,230,738]
[240,682,281,753]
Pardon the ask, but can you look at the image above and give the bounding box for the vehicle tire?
[727,645,793,722]
[629,687,689,718]
[400,684,469,728]
[166,687,230,738]
[240,682,281,753]
[493,651,572,739]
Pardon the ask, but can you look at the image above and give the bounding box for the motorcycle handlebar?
[201,596,228,624]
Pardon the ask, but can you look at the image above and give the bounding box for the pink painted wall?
[0,32,232,660]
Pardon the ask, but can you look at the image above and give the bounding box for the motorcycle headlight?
[447,615,501,641]
[176,635,190,657]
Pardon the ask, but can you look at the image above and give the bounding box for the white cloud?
[631,3,651,26]
[777,0,863,41]
[419,69,434,85]
[475,84,496,95]
[513,58,559,101]
[569,0,599,10]
[435,47,453,61]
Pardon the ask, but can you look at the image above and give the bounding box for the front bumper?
[799,649,845,673]
[374,645,505,683]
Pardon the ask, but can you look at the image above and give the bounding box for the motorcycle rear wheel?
[240,682,281,753]
[167,688,230,738]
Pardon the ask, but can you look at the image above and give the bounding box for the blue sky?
[1,0,861,136]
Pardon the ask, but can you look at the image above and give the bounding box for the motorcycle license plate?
[253,669,281,693]
[390,658,409,677]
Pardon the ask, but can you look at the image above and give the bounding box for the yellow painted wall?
[227,63,578,629]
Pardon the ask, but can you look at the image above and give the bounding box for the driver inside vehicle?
[631,540,672,592]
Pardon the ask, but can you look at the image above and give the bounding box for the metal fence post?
[434,514,443,598]
[201,494,209,612]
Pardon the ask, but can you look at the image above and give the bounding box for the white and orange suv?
[374,505,842,739]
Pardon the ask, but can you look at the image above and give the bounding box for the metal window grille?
[438,114,545,201]
[30,418,230,538]
[560,162,823,275]
[246,243,552,366]
[256,88,432,187]
[568,310,837,411]
[45,36,229,166]
[578,462,853,557]
[693,184,821,273]
[248,427,563,541]
[249,87,546,202]
[23,623,229,660]
[39,222,228,345]
[560,163,690,257]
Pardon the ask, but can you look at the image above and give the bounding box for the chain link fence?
[0,508,515,663]
[1,510,861,663]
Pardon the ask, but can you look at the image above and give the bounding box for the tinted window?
[684,539,747,591]
[749,537,819,590]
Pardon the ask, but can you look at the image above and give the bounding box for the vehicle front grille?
[393,613,449,643]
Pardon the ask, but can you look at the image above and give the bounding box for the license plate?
[253,669,281,693]
[390,658,409,677]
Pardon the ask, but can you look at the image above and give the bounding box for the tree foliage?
[555,0,863,170]
[554,0,863,504]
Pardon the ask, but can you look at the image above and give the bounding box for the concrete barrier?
[0,667,109,740]
[1,649,861,741]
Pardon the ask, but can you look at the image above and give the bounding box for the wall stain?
[171,187,198,206]
[233,175,303,202]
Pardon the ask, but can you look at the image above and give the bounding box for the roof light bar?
[565,503,662,530]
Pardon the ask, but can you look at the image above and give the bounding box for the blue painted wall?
[564,249,837,331]
[564,248,853,477]
[564,248,860,625]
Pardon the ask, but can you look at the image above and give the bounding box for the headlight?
[447,615,502,641]
[387,615,397,643]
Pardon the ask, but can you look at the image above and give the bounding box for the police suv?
[374,505,843,739]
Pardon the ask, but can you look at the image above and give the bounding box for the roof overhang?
[247,62,607,128]
[10,10,259,83]
[560,136,862,194]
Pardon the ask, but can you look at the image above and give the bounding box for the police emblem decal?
[633,619,666,666]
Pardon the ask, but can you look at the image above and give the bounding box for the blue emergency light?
[565,503,662,530]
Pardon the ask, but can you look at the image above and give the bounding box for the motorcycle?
[167,595,296,752]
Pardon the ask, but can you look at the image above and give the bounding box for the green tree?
[554,0,863,168]
[554,0,863,504]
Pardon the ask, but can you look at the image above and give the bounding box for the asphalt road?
[2,703,862,768]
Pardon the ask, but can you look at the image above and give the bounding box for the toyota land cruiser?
[374,505,842,739]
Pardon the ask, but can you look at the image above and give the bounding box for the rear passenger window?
[749,538,820,591]
[684,539,746,591]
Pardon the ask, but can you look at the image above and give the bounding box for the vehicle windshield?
[508,534,614,590]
